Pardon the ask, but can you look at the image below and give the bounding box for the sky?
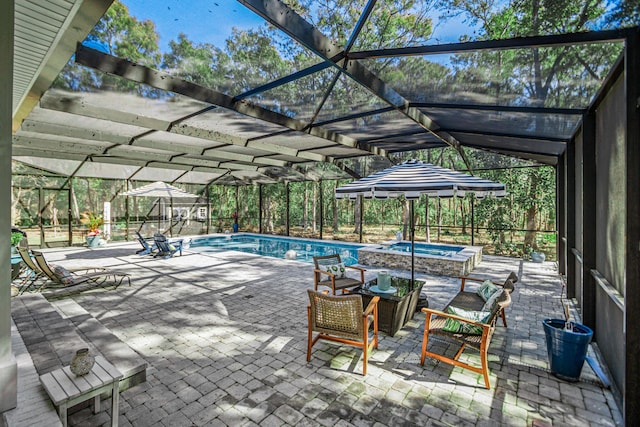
[121,0,476,54]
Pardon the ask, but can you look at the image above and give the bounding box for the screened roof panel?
[315,74,391,123]
[136,132,226,152]
[315,110,428,141]
[174,171,225,185]
[119,0,324,96]
[362,42,624,109]
[13,156,82,176]
[244,67,338,122]
[421,108,582,140]
[74,162,144,180]
[11,0,637,184]
[180,108,286,140]
[131,167,188,183]
[450,132,565,164]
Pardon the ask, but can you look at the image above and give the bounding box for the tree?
[54,0,161,94]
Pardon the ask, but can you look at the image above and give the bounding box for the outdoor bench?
[419,274,516,389]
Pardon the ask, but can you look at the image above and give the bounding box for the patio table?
[351,276,425,336]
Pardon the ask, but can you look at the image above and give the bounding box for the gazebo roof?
[10,0,635,185]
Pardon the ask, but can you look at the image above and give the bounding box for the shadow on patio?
[7,243,621,426]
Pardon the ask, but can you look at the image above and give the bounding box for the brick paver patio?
[5,242,622,426]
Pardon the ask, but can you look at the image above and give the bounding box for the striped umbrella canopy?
[335,160,506,285]
[335,160,506,200]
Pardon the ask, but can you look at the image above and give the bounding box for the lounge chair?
[153,233,183,259]
[32,251,130,291]
[14,247,47,294]
[307,290,379,375]
[135,231,157,256]
[313,254,366,295]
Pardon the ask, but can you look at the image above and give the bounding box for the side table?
[352,277,425,336]
[39,355,122,427]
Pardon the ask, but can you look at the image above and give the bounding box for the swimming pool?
[189,233,364,265]
[385,242,464,257]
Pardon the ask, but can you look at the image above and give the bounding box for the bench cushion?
[443,306,491,335]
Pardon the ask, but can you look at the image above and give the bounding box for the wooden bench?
[419,273,517,389]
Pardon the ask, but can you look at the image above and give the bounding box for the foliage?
[79,211,104,235]
[11,231,24,246]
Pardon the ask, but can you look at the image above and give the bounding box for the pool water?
[189,234,363,265]
[386,242,463,257]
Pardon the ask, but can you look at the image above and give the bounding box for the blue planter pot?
[232,223,239,233]
[543,319,593,381]
[86,235,101,248]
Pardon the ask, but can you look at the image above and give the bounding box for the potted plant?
[542,302,593,381]
[10,231,24,254]
[79,211,104,247]
[232,212,239,233]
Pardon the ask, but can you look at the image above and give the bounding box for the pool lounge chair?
[14,247,47,294]
[153,233,183,259]
[135,231,157,256]
[32,251,130,292]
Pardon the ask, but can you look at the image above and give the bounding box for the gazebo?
[2,0,639,424]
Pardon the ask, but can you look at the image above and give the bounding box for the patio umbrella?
[335,159,506,283]
[121,181,199,235]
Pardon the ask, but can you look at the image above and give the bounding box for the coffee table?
[352,276,425,337]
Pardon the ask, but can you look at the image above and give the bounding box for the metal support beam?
[347,28,631,59]
[258,184,263,234]
[557,155,566,276]
[624,28,640,427]
[411,102,586,115]
[319,180,323,240]
[581,110,597,330]
[285,182,290,236]
[565,138,576,298]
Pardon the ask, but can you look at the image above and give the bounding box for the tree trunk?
[402,199,410,239]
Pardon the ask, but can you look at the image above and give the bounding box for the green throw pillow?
[325,262,346,279]
[477,280,500,301]
[442,306,491,335]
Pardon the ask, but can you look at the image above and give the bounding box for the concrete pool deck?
[4,241,622,426]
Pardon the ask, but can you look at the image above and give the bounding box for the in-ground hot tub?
[358,241,482,277]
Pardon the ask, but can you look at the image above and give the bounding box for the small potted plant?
[10,231,25,254]
[79,211,104,247]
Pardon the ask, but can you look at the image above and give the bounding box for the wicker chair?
[307,290,379,375]
[313,254,365,295]
[419,290,512,389]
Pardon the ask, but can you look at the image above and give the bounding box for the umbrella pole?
[410,199,415,288]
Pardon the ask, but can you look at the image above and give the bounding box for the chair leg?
[500,309,508,327]
[307,307,313,362]
[480,343,491,389]
[420,315,432,365]
[362,334,368,376]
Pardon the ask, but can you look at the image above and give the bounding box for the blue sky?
[121,0,474,53]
